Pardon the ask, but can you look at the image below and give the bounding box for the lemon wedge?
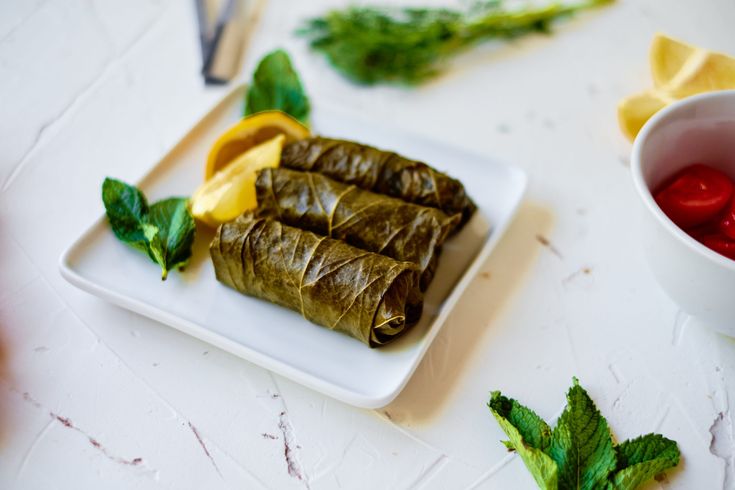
[650,34,697,90]
[617,90,673,141]
[619,34,735,141]
[664,51,735,98]
[651,35,735,97]
[192,134,285,227]
[205,111,309,179]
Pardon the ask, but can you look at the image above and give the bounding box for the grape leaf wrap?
[210,212,423,347]
[280,137,476,227]
[256,168,460,290]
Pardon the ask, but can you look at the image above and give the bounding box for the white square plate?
[60,85,526,408]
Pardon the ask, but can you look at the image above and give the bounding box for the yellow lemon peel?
[205,111,309,179]
[619,34,735,141]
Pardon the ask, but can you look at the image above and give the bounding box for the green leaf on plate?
[147,197,196,280]
[245,49,310,124]
[102,177,150,252]
[101,178,196,280]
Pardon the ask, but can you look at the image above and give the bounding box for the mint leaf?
[489,392,558,490]
[489,391,552,451]
[612,434,680,490]
[487,379,681,490]
[141,222,164,275]
[549,378,617,490]
[147,198,196,280]
[102,177,149,251]
[102,178,196,280]
[245,49,310,124]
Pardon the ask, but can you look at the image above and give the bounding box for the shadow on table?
[382,201,553,422]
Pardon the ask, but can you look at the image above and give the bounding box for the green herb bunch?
[489,378,680,489]
[300,0,612,85]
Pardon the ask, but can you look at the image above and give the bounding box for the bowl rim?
[630,89,735,272]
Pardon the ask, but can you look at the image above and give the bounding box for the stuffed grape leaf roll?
[280,137,477,227]
[210,212,423,347]
[256,168,459,290]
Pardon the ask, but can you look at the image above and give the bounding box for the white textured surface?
[1,0,734,489]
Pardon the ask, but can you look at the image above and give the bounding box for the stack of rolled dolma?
[280,137,477,226]
[210,137,476,347]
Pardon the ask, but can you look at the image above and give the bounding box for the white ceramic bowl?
[631,90,735,336]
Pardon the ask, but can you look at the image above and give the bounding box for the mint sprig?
[489,393,558,488]
[102,178,196,280]
[488,378,680,490]
[245,49,310,124]
[549,379,617,489]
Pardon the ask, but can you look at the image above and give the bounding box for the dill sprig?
[299,0,612,85]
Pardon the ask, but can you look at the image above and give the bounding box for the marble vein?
[269,373,310,488]
[12,387,154,474]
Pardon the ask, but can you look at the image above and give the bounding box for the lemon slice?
[192,134,285,227]
[650,34,697,90]
[619,34,735,141]
[206,111,309,179]
[665,51,735,98]
[617,90,672,141]
[651,34,735,97]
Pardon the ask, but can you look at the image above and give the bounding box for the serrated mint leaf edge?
[489,394,559,490]
[488,391,553,451]
[612,434,680,490]
[548,378,617,490]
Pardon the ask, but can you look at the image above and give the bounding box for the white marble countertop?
[1,0,734,488]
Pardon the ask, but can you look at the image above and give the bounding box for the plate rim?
[58,83,528,408]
